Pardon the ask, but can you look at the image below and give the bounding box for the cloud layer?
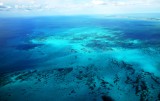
[0,0,160,16]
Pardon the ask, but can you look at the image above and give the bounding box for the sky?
[0,0,160,16]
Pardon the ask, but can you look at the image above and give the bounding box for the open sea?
[0,15,160,101]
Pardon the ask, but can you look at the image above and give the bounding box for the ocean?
[0,15,160,101]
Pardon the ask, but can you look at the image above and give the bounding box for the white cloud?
[90,0,159,6]
[0,0,160,16]
[92,0,106,5]
[0,2,3,6]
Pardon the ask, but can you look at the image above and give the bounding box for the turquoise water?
[0,16,160,101]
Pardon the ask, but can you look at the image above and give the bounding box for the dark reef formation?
[101,95,114,101]
[0,60,160,101]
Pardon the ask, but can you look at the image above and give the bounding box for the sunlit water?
[0,16,160,101]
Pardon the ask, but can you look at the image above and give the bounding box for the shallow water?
[0,16,160,101]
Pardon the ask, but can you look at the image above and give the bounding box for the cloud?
[90,0,158,6]
[0,2,3,6]
[91,0,106,5]
[0,0,160,16]
[0,2,12,11]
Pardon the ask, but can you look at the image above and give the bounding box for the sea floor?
[0,16,160,101]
